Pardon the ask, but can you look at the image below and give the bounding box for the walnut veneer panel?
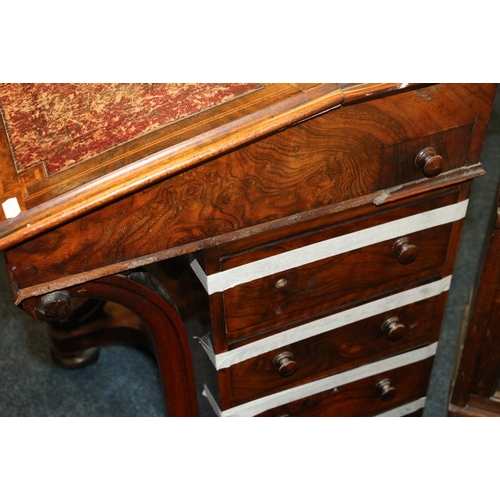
[5,84,494,302]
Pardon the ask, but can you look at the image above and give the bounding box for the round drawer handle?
[275,277,288,289]
[376,378,396,401]
[392,237,418,264]
[381,317,406,341]
[273,351,297,377]
[415,147,443,177]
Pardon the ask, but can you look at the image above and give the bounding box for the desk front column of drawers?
[0,83,495,417]
[176,84,496,417]
[190,182,472,416]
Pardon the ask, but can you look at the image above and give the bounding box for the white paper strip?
[204,277,450,370]
[190,258,209,293]
[2,197,21,219]
[375,397,426,417]
[204,389,427,418]
[218,343,437,417]
[202,385,222,417]
[196,335,217,366]
[192,200,468,294]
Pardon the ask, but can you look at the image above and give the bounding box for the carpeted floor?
[0,86,499,417]
[0,260,167,416]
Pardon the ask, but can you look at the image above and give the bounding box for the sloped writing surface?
[0,83,261,175]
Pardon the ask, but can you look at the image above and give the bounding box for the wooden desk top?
[5,82,495,306]
[0,83,417,252]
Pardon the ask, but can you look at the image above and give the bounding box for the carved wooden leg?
[21,270,199,417]
[47,297,154,369]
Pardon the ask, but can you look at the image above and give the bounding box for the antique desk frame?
[0,83,496,416]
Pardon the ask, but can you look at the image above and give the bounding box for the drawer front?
[223,223,452,340]
[379,124,474,187]
[215,194,465,342]
[228,295,443,406]
[255,357,433,417]
[217,188,459,271]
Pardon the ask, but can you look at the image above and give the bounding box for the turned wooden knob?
[36,290,72,319]
[392,237,418,264]
[415,147,443,177]
[376,378,396,401]
[275,277,288,289]
[382,317,406,341]
[273,351,297,377]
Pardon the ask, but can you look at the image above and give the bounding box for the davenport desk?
[0,83,496,416]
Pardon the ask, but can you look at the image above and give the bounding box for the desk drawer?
[198,191,466,344]
[255,356,433,417]
[228,294,443,405]
[223,222,452,340]
[214,191,466,342]
[187,85,480,233]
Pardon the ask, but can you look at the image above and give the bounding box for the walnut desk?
[0,83,496,416]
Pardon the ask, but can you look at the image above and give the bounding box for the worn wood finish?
[450,394,500,416]
[222,228,449,341]
[1,84,425,222]
[0,84,342,247]
[449,403,500,417]
[0,83,496,416]
[195,184,471,349]
[179,86,495,416]
[4,84,495,304]
[194,185,469,412]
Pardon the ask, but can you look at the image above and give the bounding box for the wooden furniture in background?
[450,178,500,417]
[0,83,496,416]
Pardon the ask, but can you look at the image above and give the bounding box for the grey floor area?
[0,88,499,417]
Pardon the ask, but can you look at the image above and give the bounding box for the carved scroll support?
[20,270,199,417]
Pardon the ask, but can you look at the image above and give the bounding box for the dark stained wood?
[227,294,445,406]
[209,189,459,342]
[222,223,453,341]
[216,187,460,269]
[20,270,199,416]
[5,166,480,307]
[450,390,500,416]
[256,358,434,417]
[194,183,470,412]
[0,83,496,416]
[451,178,500,416]
[449,404,500,417]
[178,81,494,415]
